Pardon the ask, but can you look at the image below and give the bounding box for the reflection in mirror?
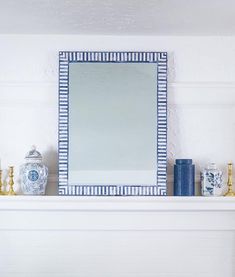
[69,63,157,185]
[58,52,167,196]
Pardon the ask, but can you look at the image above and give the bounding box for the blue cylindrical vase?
[174,159,195,196]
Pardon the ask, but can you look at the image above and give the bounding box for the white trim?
[170,81,235,88]
[1,81,235,88]
[0,196,234,211]
[0,197,235,231]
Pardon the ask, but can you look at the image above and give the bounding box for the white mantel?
[1,196,235,277]
[1,197,235,276]
[1,196,235,212]
[1,196,235,231]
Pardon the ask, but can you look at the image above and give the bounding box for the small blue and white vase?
[20,146,48,195]
[200,163,223,196]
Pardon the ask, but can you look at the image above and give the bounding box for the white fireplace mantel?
[1,196,235,277]
[1,196,235,231]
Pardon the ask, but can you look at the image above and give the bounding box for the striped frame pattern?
[58,51,167,196]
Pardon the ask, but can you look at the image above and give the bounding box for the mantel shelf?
[0,196,235,211]
[1,196,235,231]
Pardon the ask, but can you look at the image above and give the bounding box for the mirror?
[58,51,167,196]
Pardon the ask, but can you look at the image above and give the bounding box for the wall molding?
[0,80,235,88]
[0,81,56,87]
[170,81,235,88]
[0,81,235,108]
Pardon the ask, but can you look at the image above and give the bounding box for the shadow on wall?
[43,146,58,195]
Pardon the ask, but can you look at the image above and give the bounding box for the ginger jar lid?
[25,146,42,162]
[206,163,217,170]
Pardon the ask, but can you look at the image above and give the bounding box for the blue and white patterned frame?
[58,51,167,196]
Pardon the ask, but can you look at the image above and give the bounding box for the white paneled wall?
[0,35,235,194]
[1,230,234,277]
[1,35,235,276]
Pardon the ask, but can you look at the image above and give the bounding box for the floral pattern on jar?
[200,163,223,196]
[20,146,48,195]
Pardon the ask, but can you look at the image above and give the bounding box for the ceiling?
[0,0,234,35]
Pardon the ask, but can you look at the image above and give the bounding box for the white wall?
[1,35,235,277]
[0,35,235,195]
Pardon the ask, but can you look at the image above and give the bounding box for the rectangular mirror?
[58,51,167,196]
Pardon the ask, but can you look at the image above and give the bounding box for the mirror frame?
[58,51,167,196]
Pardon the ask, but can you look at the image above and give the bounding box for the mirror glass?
[69,63,157,185]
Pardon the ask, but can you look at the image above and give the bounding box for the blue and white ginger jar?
[20,146,48,195]
[200,163,223,196]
